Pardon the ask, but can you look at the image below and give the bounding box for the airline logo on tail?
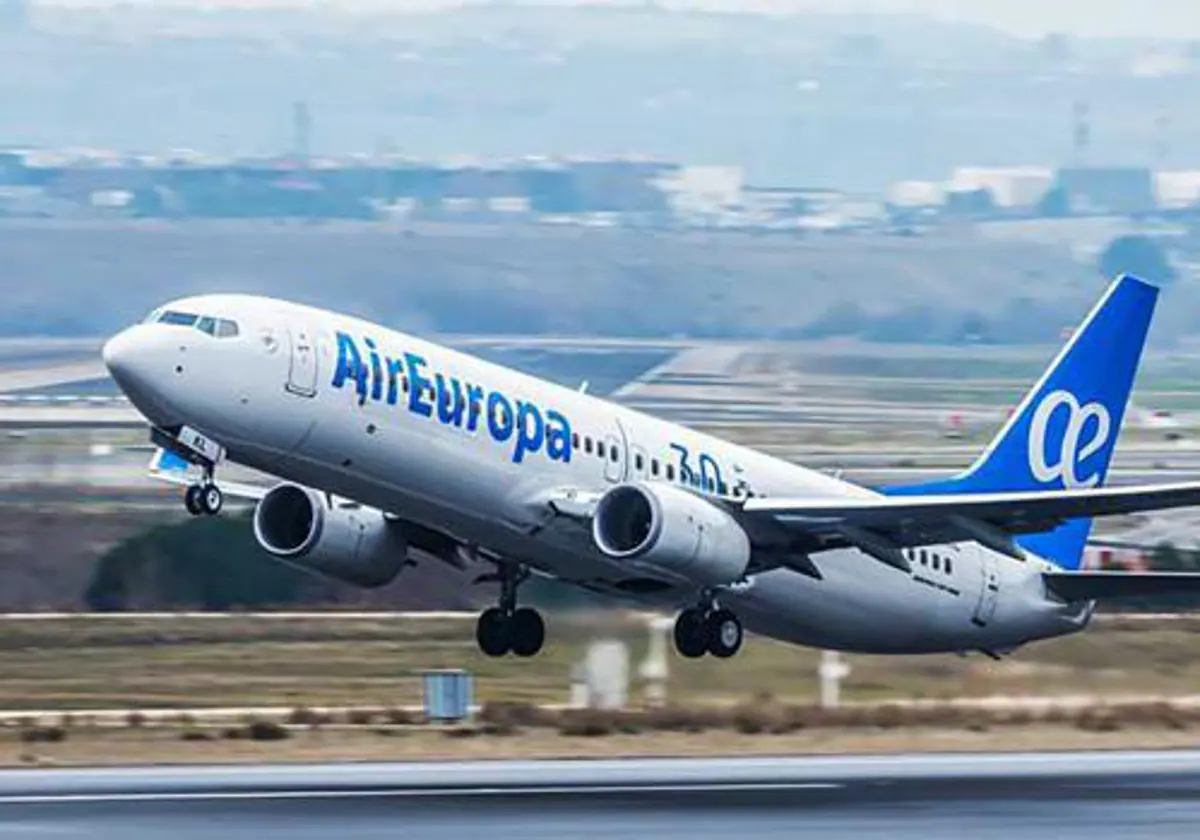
[884,274,1157,569]
[1028,390,1112,489]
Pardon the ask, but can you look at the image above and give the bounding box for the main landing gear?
[673,601,744,659]
[475,564,546,658]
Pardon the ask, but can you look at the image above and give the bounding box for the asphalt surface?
[3,752,1200,838]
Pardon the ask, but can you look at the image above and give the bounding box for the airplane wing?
[1044,571,1200,601]
[741,482,1200,562]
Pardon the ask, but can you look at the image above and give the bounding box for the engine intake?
[592,482,751,585]
[253,483,406,588]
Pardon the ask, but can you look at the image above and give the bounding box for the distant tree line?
[1098,234,1177,286]
[85,513,616,612]
[85,513,315,611]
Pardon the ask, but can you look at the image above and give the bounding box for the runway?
[3,752,1200,838]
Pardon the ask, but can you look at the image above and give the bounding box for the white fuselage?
[107,294,1092,655]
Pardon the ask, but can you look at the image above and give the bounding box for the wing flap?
[1045,571,1200,601]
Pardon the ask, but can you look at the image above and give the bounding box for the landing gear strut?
[673,598,744,659]
[153,426,226,518]
[475,564,546,658]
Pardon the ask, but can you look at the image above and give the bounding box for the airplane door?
[286,323,318,398]
[603,419,629,483]
[972,552,1001,627]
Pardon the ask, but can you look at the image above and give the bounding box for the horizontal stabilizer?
[1045,571,1200,601]
[743,481,1200,551]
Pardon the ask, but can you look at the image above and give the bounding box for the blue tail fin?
[885,274,1159,569]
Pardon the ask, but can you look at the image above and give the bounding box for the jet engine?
[252,483,406,588]
[591,482,751,585]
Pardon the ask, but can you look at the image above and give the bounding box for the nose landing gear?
[184,481,224,517]
[151,426,227,518]
[474,563,547,658]
[673,602,744,659]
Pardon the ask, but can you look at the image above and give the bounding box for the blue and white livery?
[103,275,1200,660]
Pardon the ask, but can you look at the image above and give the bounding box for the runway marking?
[0,782,842,805]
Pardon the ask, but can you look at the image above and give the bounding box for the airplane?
[101,274,1200,661]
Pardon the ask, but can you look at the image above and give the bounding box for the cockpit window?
[158,311,199,327]
[154,310,241,339]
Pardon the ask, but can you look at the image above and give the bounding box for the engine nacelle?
[592,482,751,585]
[252,483,406,588]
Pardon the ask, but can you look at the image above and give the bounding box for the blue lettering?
[465,384,485,432]
[386,357,404,406]
[488,392,514,441]
[699,453,722,494]
[332,332,368,406]
[545,410,572,463]
[366,338,383,402]
[670,443,694,485]
[436,374,465,427]
[406,353,433,418]
[512,402,545,463]
[336,334,577,465]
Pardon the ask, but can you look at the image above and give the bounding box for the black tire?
[673,608,710,659]
[707,609,743,659]
[510,608,546,657]
[184,485,205,516]
[201,484,224,516]
[476,607,511,657]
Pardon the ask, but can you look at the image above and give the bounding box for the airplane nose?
[102,328,142,383]
[103,326,179,426]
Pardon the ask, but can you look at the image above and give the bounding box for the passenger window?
[572,433,580,450]
[945,558,953,575]
[597,441,606,458]
[216,319,240,338]
[919,550,928,566]
[635,454,644,471]
[585,437,593,454]
[159,311,198,327]
[611,448,619,463]
[651,459,659,477]
[666,464,675,481]
[197,316,217,336]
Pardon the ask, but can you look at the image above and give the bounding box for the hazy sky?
[35,0,1200,40]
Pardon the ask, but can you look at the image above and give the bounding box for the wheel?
[476,607,511,657]
[184,484,205,516]
[200,484,223,516]
[707,609,744,658]
[509,608,546,657]
[673,608,710,659]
